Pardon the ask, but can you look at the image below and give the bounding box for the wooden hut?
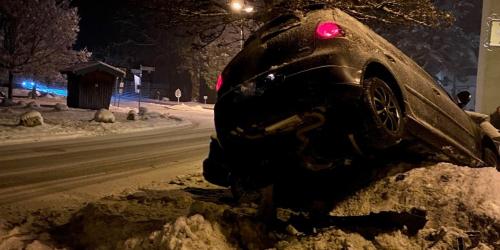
[61,61,125,110]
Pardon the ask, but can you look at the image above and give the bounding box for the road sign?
[140,65,155,72]
[131,69,142,76]
[134,75,141,93]
[175,88,182,103]
[203,95,208,104]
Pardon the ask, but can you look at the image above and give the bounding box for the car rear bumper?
[204,62,368,186]
[215,62,365,140]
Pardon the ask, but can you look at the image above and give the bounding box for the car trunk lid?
[221,10,330,92]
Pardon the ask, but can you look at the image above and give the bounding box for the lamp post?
[230,0,253,49]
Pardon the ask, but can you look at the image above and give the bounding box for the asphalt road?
[0,123,214,206]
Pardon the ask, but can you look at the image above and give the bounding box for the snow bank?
[0,97,188,145]
[167,104,205,111]
[2,164,499,249]
[123,215,234,250]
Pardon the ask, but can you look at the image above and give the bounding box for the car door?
[421,76,479,154]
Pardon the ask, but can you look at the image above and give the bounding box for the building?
[476,0,500,113]
[61,61,125,109]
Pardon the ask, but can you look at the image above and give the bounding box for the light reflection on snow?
[20,80,67,96]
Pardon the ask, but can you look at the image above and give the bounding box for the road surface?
[0,119,214,212]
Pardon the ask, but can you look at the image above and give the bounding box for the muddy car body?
[204,8,499,189]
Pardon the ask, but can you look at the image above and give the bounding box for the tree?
[132,0,453,46]
[378,0,481,100]
[0,0,89,99]
[106,0,455,101]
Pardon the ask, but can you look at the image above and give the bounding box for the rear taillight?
[316,21,343,40]
[216,74,223,92]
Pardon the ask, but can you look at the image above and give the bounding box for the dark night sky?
[72,1,483,54]
[72,0,123,51]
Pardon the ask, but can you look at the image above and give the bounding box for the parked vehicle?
[203,7,500,191]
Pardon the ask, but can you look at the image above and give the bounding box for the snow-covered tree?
[378,0,481,101]
[0,0,90,99]
[107,0,467,101]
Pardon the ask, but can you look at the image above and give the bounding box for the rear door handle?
[384,54,396,63]
[432,88,441,96]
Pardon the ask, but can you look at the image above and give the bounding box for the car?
[203,7,500,192]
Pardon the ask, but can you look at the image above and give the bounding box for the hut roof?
[61,61,125,77]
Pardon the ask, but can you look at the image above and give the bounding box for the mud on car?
[203,7,500,193]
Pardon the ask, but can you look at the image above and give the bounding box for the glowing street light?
[243,6,254,13]
[229,1,254,49]
[230,0,253,13]
[230,0,243,11]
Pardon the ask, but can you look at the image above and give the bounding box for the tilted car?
[203,7,500,191]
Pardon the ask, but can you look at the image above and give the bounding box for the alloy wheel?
[371,83,401,133]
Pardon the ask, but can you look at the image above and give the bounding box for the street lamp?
[229,0,253,49]
[243,6,254,13]
[230,1,243,11]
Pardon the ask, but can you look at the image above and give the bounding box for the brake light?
[316,21,343,39]
[216,74,223,92]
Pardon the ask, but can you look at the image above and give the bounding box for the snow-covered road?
[0,105,214,216]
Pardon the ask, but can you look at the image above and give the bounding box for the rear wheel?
[483,147,499,170]
[361,77,404,149]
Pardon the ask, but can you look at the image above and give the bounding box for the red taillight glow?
[316,21,343,40]
[216,74,223,92]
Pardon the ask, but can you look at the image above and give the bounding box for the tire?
[361,77,404,149]
[203,139,230,187]
[230,175,244,201]
[483,147,499,170]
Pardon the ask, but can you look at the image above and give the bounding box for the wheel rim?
[372,84,401,133]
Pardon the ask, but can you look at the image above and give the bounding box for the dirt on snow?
[0,162,499,250]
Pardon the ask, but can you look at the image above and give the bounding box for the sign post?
[118,81,124,108]
[203,95,208,104]
[175,88,182,104]
[137,85,142,110]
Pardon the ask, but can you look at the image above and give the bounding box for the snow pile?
[331,163,500,232]
[1,163,498,249]
[138,106,149,116]
[127,109,138,121]
[0,220,54,250]
[123,215,233,250]
[53,103,68,111]
[94,108,115,123]
[271,162,500,249]
[19,110,44,127]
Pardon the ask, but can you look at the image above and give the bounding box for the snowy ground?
[1,90,499,249]
[0,162,499,249]
[0,92,213,146]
